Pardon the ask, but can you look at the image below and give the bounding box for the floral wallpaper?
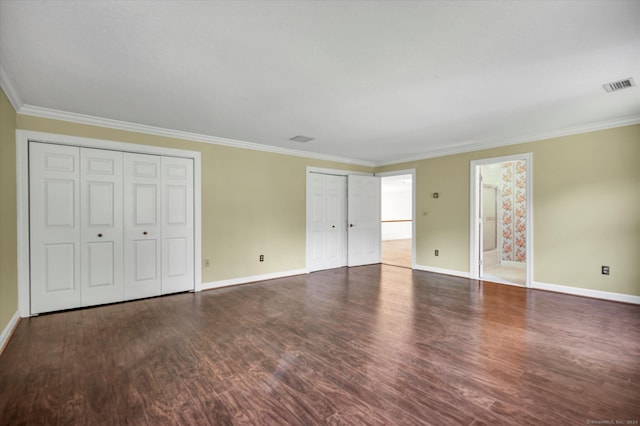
[500,161,526,262]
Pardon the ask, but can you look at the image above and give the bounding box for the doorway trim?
[375,169,416,270]
[469,154,532,287]
[16,130,202,316]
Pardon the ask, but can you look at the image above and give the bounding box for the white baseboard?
[414,264,471,279]
[0,310,21,355]
[532,281,640,305]
[202,269,307,291]
[203,267,640,305]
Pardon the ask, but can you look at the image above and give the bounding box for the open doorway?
[470,154,532,287]
[379,172,414,269]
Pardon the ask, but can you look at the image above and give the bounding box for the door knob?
[143,231,148,235]
[332,225,335,228]
[349,224,354,227]
[97,233,103,237]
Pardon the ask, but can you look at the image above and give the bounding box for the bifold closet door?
[80,148,124,306]
[123,153,162,300]
[308,173,347,272]
[161,156,194,294]
[30,143,81,314]
[30,145,194,313]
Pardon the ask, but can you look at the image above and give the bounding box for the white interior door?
[29,142,81,314]
[124,153,162,300]
[308,173,347,272]
[160,156,194,294]
[347,175,381,266]
[80,148,124,306]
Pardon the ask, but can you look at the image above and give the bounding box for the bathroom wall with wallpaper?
[500,161,526,263]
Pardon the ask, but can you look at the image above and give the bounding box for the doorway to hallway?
[379,171,415,269]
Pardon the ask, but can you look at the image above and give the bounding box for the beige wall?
[3,110,638,335]
[0,89,18,333]
[377,124,640,296]
[16,115,372,284]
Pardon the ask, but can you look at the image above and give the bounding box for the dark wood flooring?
[1,265,639,425]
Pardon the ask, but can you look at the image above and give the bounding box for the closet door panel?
[124,153,162,300]
[308,173,326,271]
[80,148,124,306]
[161,156,194,294]
[308,174,347,272]
[30,142,81,314]
[324,175,347,268]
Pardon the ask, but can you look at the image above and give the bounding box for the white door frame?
[305,167,371,273]
[16,130,202,316]
[375,169,417,270]
[469,153,533,287]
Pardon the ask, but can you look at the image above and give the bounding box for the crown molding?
[0,64,24,112]
[374,114,640,167]
[17,104,376,168]
[13,102,640,169]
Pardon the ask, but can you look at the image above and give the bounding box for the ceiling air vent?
[290,135,314,143]
[603,77,636,93]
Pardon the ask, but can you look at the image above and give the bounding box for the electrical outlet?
[204,259,210,267]
[435,249,439,256]
[259,254,264,262]
[601,265,610,275]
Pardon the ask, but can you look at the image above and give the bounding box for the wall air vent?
[603,77,636,93]
[290,135,314,143]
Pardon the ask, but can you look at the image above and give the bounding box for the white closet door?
[324,175,347,269]
[123,153,162,300]
[309,173,327,271]
[160,156,194,294]
[29,142,81,314]
[347,175,381,267]
[309,174,347,272]
[80,148,124,306]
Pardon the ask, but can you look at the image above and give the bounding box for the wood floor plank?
[1,264,639,425]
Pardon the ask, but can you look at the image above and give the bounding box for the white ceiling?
[1,0,639,166]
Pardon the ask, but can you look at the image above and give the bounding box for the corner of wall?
[0,86,19,336]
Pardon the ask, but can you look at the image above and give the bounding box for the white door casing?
[478,169,484,278]
[470,153,533,287]
[161,156,194,294]
[308,173,347,272]
[123,153,162,300]
[29,142,82,314]
[347,174,381,267]
[80,148,124,306]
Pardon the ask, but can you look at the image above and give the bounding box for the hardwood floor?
[1,265,639,425]
[381,238,412,268]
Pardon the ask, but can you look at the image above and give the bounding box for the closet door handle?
[332,225,335,228]
[349,224,354,228]
[143,231,148,235]
[97,233,103,238]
